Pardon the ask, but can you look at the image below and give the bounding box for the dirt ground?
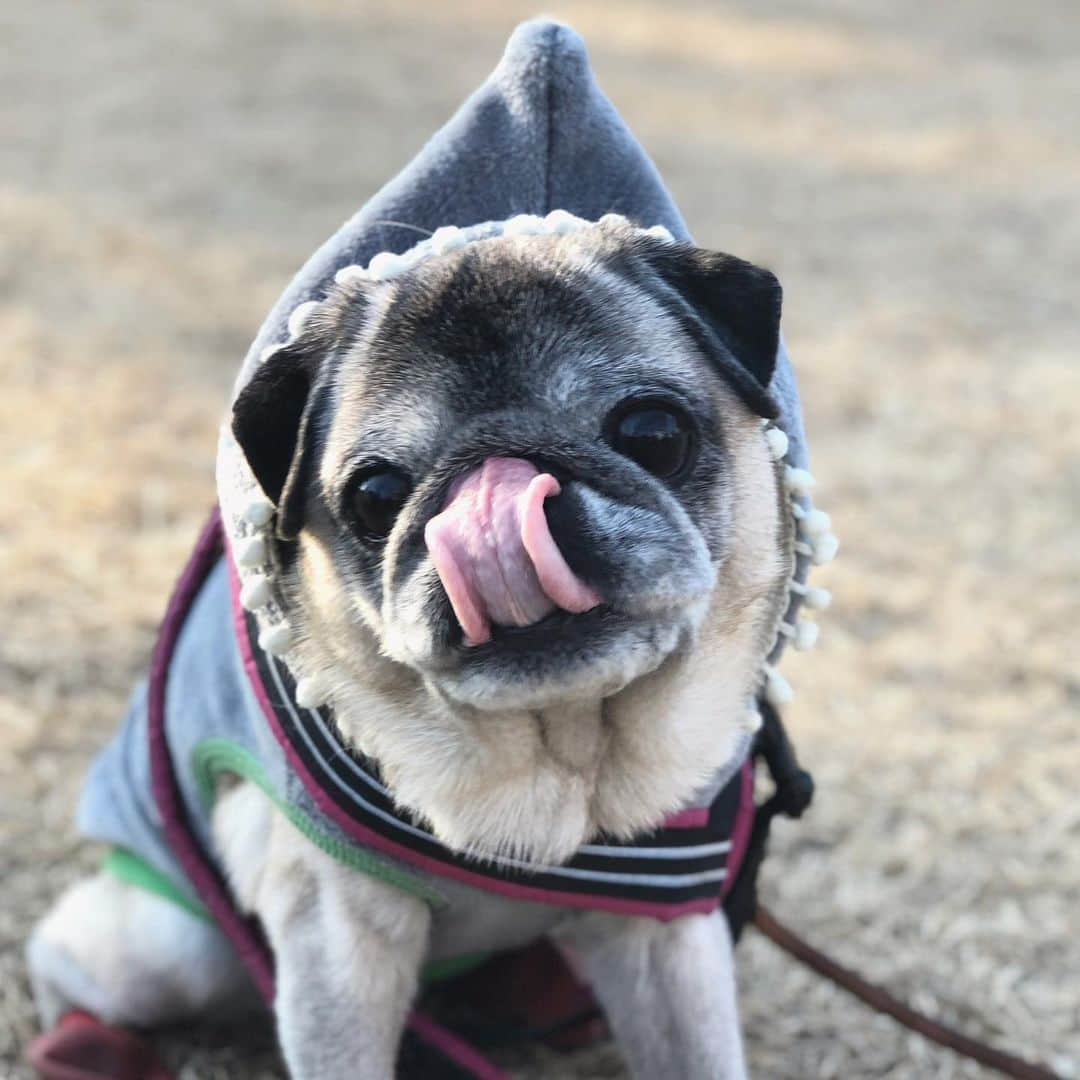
[2,1,1078,1077]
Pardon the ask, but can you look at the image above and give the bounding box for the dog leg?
[26,870,252,1031]
[550,908,747,1080]
[214,781,431,1080]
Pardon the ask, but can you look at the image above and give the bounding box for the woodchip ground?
[2,2,1077,1076]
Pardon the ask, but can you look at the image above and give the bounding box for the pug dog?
[28,215,794,1080]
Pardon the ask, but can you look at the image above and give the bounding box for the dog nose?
[424,457,601,645]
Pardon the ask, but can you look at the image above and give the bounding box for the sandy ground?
[2,1,1078,1077]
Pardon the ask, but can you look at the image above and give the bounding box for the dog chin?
[427,613,694,713]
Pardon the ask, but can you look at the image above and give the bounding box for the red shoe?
[26,1011,174,1080]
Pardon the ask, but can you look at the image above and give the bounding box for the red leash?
[753,905,1064,1080]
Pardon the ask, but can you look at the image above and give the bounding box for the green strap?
[105,740,493,981]
[190,737,446,907]
[102,846,487,982]
[102,847,212,924]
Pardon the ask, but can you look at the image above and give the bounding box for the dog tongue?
[425,457,601,645]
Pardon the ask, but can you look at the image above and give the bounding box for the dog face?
[232,220,791,858]
[235,221,783,709]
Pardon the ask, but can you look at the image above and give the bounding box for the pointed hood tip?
[487,18,687,236]
[500,17,591,82]
[494,18,600,136]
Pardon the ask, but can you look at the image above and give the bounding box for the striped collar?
[228,553,755,919]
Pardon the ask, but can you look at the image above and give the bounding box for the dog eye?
[606,402,695,479]
[346,467,413,542]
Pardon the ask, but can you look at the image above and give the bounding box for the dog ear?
[231,333,327,540]
[638,242,783,417]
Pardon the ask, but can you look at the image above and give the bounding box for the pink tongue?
[424,457,602,646]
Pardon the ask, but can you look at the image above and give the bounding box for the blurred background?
[2,2,1078,1077]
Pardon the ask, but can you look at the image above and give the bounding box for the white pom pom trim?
[792,505,831,537]
[242,496,274,528]
[287,300,319,339]
[765,427,789,460]
[277,215,692,319]
[334,264,369,287]
[235,535,267,568]
[790,581,832,611]
[258,622,293,657]
[811,533,839,566]
[367,251,410,282]
[599,213,629,229]
[764,665,794,707]
[239,574,273,612]
[754,435,836,719]
[784,467,816,496]
[741,707,763,734]
[431,225,466,255]
[780,620,819,651]
[644,224,675,242]
[544,209,585,234]
[503,214,548,237]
